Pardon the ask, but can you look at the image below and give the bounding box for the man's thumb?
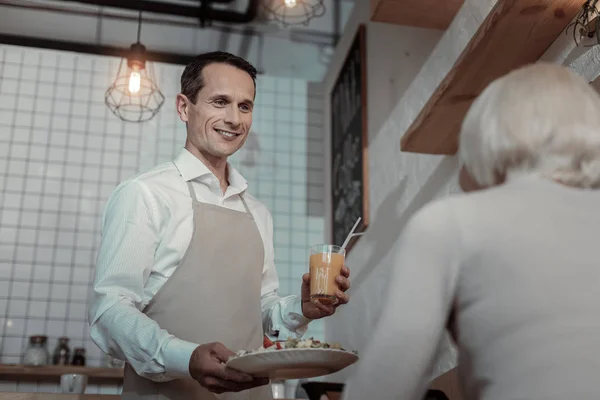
[211,342,236,363]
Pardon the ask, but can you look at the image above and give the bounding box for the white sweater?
[343,175,600,400]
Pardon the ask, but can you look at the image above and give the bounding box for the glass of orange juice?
[309,244,345,305]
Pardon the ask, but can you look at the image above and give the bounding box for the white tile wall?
[0,44,325,392]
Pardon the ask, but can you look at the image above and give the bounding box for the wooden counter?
[0,364,460,399]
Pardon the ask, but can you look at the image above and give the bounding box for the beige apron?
[122,180,273,400]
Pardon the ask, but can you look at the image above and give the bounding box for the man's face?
[177,63,255,164]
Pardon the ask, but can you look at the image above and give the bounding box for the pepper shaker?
[71,348,86,366]
[53,337,71,365]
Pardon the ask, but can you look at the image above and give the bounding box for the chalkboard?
[330,25,368,252]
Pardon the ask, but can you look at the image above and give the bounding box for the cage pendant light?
[263,0,326,27]
[105,11,165,123]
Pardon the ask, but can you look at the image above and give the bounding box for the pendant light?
[263,0,326,27]
[105,10,165,122]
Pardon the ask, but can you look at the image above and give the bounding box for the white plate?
[226,348,359,380]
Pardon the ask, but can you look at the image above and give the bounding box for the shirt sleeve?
[342,200,462,400]
[88,179,198,382]
[259,209,312,340]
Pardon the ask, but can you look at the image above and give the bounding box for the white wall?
[321,0,594,385]
[321,0,454,382]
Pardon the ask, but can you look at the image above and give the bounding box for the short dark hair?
[180,51,258,104]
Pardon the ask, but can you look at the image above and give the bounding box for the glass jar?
[23,335,50,366]
[52,337,71,365]
[71,348,86,366]
[271,380,285,399]
[106,354,125,369]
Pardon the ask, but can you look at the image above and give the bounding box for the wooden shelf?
[370,0,464,30]
[0,365,123,384]
[400,0,585,155]
[0,394,120,400]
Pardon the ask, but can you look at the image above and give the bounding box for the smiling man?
[88,52,351,400]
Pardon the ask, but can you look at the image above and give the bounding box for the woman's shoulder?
[408,187,508,237]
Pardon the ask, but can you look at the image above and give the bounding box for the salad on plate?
[229,336,357,360]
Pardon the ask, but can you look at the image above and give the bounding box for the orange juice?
[309,245,345,305]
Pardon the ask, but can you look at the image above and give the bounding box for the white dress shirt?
[89,148,311,381]
[343,175,600,400]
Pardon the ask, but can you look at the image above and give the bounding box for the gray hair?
[459,62,600,189]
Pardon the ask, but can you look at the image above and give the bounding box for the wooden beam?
[401,0,586,155]
[370,0,465,30]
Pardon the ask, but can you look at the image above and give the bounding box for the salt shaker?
[23,335,50,366]
[106,354,125,369]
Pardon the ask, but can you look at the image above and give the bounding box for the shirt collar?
[173,148,248,193]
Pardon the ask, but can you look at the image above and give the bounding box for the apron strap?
[239,193,252,215]
[186,181,199,202]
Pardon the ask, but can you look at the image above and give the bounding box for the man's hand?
[301,265,350,319]
[189,342,269,394]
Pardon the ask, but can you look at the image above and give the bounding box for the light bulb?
[284,0,297,8]
[128,70,141,94]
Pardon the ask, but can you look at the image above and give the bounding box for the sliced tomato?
[275,342,282,350]
[263,335,274,348]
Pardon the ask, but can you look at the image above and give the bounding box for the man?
[88,51,351,400]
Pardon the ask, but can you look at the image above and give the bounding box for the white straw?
[340,217,362,250]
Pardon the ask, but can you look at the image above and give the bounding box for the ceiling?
[0,0,355,81]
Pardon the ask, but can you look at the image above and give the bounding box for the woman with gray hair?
[342,63,600,400]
